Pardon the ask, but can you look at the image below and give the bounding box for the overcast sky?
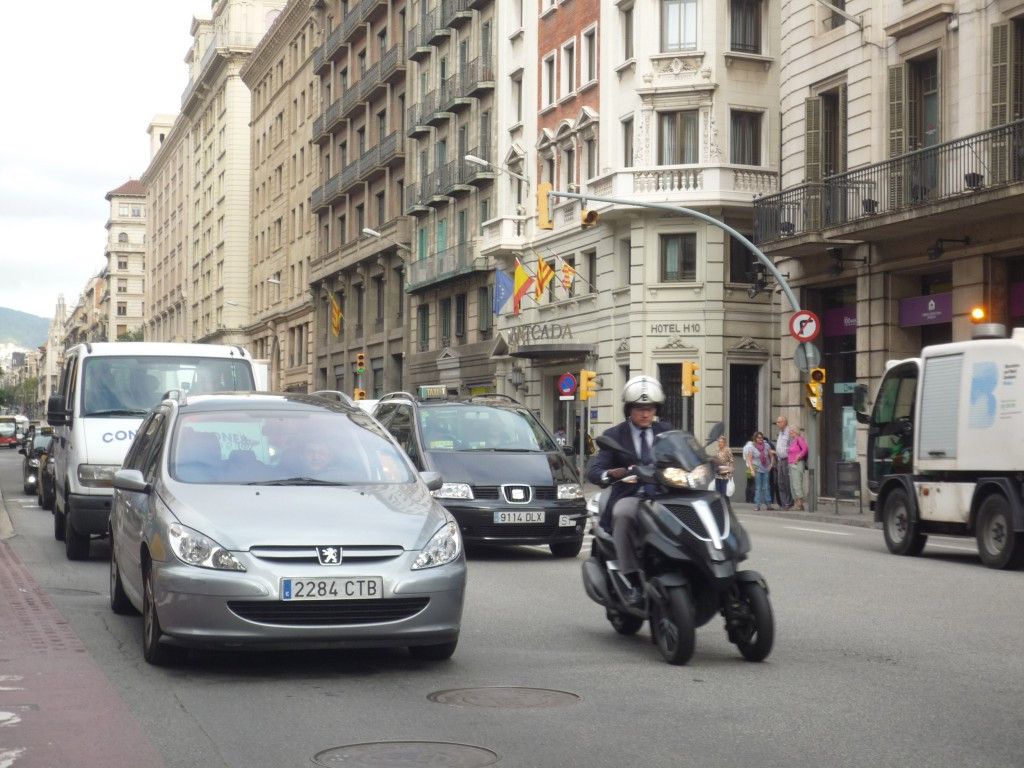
[0,1,211,320]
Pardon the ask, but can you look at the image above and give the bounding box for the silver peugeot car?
[108,392,465,665]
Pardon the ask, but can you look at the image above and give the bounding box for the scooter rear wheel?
[733,582,774,662]
[651,586,696,665]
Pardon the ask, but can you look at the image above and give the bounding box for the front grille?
[471,485,556,500]
[663,499,728,540]
[227,597,429,626]
[463,521,561,539]
[248,545,405,565]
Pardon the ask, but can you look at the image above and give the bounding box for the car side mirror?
[113,469,151,494]
[47,395,69,427]
[419,471,443,491]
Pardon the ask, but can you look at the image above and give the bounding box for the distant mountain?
[0,307,50,349]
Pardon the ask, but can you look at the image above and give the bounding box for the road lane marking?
[0,711,21,727]
[0,748,26,768]
[784,526,853,536]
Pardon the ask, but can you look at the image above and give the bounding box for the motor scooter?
[581,424,774,665]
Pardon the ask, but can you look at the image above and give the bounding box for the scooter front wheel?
[651,586,695,665]
[732,582,774,662]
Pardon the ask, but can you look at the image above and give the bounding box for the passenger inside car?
[174,428,224,482]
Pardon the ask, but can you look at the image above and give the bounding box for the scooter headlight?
[659,464,712,489]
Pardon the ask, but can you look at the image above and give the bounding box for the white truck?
[46,342,261,560]
[858,324,1024,569]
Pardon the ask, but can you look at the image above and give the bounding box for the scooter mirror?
[706,421,725,445]
[595,435,627,454]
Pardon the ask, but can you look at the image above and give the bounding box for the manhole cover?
[427,686,581,709]
[312,741,498,767]
[46,588,101,597]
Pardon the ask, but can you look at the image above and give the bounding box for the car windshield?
[418,404,558,452]
[82,356,255,417]
[169,407,415,485]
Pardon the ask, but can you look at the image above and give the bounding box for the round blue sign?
[558,372,578,395]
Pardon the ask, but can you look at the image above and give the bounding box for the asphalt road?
[1,449,1022,768]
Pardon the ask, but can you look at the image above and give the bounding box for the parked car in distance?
[109,391,466,666]
[372,389,587,557]
[20,430,54,495]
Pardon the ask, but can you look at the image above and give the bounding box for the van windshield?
[417,404,558,452]
[81,356,255,417]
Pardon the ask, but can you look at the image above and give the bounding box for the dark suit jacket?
[587,419,671,531]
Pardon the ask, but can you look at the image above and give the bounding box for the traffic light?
[807,367,826,412]
[355,352,366,375]
[581,208,599,228]
[682,361,700,396]
[537,182,553,230]
[579,369,598,401]
[353,388,367,401]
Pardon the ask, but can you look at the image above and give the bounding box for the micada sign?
[506,322,575,347]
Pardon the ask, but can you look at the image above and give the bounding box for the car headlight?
[659,464,712,489]
[557,483,583,500]
[78,464,121,488]
[412,521,462,570]
[28,458,40,468]
[167,523,246,571]
[431,482,474,500]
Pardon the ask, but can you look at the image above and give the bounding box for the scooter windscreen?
[651,431,714,489]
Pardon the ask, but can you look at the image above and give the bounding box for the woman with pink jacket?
[787,425,809,511]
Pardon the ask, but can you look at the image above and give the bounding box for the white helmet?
[622,375,665,416]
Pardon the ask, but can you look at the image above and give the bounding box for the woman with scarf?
[746,430,774,511]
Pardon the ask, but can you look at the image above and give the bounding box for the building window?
[586,250,598,293]
[374,276,384,322]
[730,110,762,165]
[563,147,575,187]
[662,0,697,52]
[118,259,128,270]
[117,232,129,243]
[585,138,597,179]
[417,304,429,351]
[622,118,634,167]
[658,110,699,164]
[543,55,556,106]
[512,74,523,123]
[561,41,575,96]
[583,28,597,82]
[728,364,761,447]
[622,6,634,60]
[439,297,452,346]
[729,235,758,283]
[730,0,761,53]
[660,233,697,282]
[376,191,386,225]
[478,286,492,337]
[455,293,466,338]
[117,302,128,316]
[117,279,127,293]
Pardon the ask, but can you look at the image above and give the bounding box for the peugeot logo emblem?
[317,546,342,565]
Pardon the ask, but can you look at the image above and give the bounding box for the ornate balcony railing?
[754,119,1024,245]
[378,131,402,165]
[379,44,405,82]
[407,240,479,289]
[441,0,473,27]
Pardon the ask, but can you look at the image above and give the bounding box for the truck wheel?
[64,507,90,561]
[882,488,926,556]
[975,494,1024,570]
[53,495,66,541]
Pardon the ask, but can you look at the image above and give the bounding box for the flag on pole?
[561,260,577,293]
[493,269,514,315]
[330,293,342,337]
[535,256,555,299]
[512,258,534,315]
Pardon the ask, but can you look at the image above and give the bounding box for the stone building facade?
[103,179,147,341]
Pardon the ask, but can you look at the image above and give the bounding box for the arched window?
[118,232,128,243]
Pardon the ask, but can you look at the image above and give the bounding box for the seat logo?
[501,485,532,504]
[317,546,342,564]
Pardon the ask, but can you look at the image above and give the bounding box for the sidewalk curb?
[0,483,14,539]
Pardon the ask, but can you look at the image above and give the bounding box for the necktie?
[639,427,656,495]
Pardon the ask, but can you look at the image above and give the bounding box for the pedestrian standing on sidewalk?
[742,434,757,503]
[714,435,734,497]
[787,424,809,510]
[747,431,774,511]
[775,415,793,510]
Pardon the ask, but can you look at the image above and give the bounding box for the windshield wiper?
[247,477,352,486]
[467,447,533,452]
[85,409,150,417]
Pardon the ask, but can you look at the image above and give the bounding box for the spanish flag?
[535,256,555,299]
[561,260,576,292]
[330,293,342,337]
[512,258,534,315]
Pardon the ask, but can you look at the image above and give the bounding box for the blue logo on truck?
[968,362,997,429]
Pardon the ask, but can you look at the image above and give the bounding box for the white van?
[47,342,260,560]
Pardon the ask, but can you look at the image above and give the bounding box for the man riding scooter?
[587,375,671,607]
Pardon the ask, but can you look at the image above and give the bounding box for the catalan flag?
[330,293,342,337]
[512,258,534,316]
[561,260,576,293]
[535,256,555,299]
